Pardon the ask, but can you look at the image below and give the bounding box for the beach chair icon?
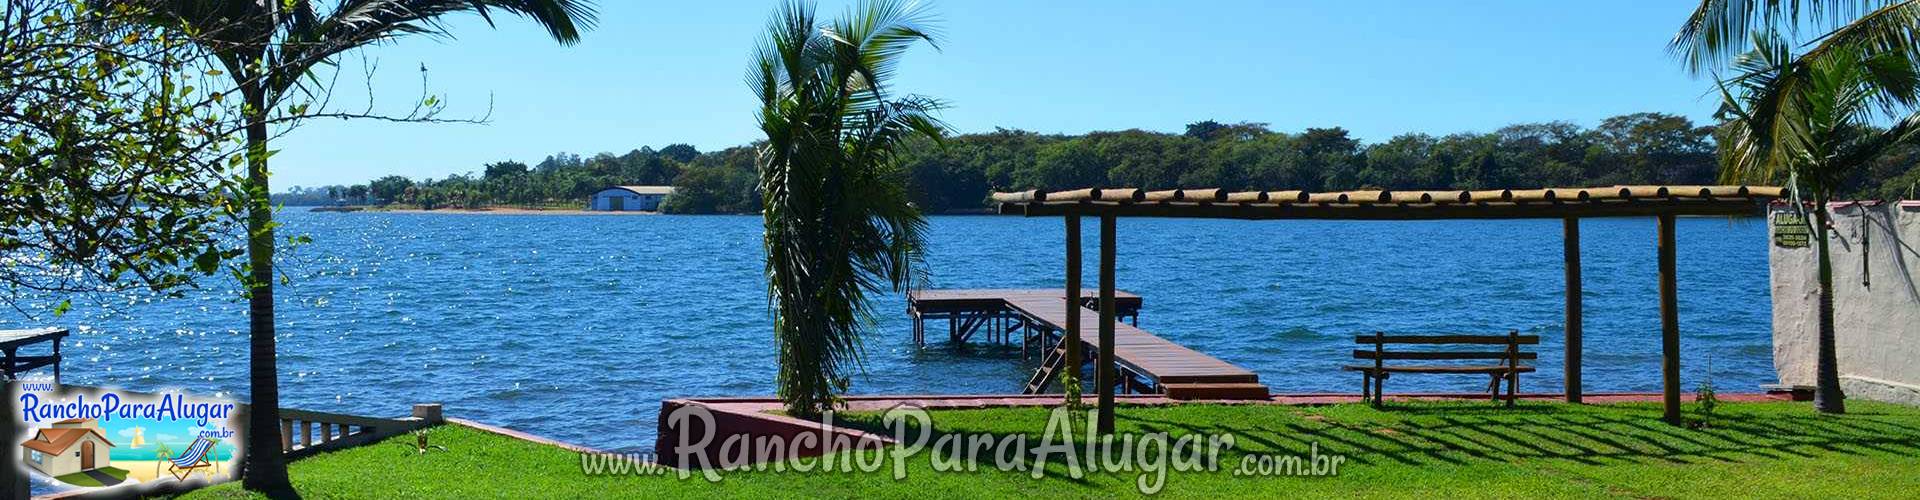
[167,437,219,480]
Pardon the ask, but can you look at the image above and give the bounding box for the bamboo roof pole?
[1225,191,1269,204]
[1183,188,1227,202]
[1268,191,1310,204]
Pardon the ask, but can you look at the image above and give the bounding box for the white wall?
[1770,202,1920,405]
[588,191,666,211]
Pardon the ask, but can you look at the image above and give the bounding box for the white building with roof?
[21,418,115,478]
[589,186,673,211]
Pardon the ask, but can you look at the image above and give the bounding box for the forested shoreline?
[275,112,1920,213]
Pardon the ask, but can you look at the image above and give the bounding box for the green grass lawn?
[177,401,1920,499]
[56,466,128,487]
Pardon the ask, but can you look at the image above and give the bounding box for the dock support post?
[1097,214,1117,435]
[1065,215,1083,400]
[1658,213,1682,425]
[1564,217,1582,404]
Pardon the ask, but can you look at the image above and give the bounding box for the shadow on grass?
[836,401,1920,475]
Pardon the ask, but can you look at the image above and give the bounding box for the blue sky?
[273,1,1720,189]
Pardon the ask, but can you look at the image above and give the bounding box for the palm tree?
[107,0,595,492]
[1673,1,1920,75]
[752,0,946,418]
[1715,34,1920,414]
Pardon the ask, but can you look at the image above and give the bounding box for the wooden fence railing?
[274,405,440,459]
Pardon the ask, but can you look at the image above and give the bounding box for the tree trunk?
[1812,203,1846,414]
[239,82,292,492]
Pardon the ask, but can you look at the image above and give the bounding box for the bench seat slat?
[1353,335,1540,345]
[1353,350,1539,360]
[1342,365,1537,374]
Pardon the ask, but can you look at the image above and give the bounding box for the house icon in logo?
[21,418,115,478]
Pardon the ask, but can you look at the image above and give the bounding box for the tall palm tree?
[1715,34,1920,414]
[106,0,594,492]
[752,0,946,418]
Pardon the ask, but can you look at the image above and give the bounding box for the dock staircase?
[1023,342,1070,393]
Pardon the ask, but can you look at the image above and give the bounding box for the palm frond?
[1716,25,1919,198]
[1673,0,1893,74]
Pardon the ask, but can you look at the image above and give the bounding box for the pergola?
[989,185,1786,430]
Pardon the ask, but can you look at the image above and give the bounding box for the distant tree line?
[277,112,1920,214]
[274,142,761,213]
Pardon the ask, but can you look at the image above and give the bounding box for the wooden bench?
[1343,331,1538,407]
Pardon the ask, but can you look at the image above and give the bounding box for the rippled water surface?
[9,211,1776,451]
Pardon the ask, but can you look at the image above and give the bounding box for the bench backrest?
[1351,331,1540,367]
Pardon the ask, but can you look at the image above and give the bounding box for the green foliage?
[903,114,1730,204]
[1,0,246,313]
[754,0,944,417]
[660,147,759,214]
[281,145,714,210]
[368,175,415,205]
[1696,376,1720,426]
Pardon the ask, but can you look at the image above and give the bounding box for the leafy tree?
[1184,119,1227,140]
[753,0,944,417]
[111,0,596,491]
[368,175,414,204]
[1591,113,1716,184]
[1025,138,1109,189]
[2,0,244,314]
[1715,36,1920,415]
[659,164,732,213]
[483,160,530,180]
[1297,127,1363,190]
[659,143,700,163]
[1096,130,1204,189]
[1361,133,1443,189]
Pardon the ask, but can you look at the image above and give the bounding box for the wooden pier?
[0,327,67,382]
[908,289,1269,400]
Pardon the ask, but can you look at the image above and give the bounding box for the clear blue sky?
[273,0,1720,189]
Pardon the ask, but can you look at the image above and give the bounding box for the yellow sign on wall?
[1773,212,1810,247]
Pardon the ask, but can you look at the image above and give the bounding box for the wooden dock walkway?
[908,289,1269,400]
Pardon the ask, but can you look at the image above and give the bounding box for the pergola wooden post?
[1564,217,1583,403]
[1064,216,1083,399]
[989,185,1782,429]
[1658,214,1682,425]
[1097,214,1118,434]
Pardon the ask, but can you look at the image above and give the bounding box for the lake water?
[7,210,1777,452]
